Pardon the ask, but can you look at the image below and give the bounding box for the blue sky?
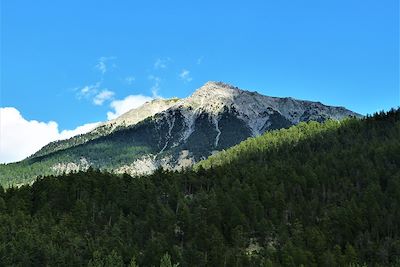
[0,0,399,162]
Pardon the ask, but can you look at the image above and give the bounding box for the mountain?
[1,109,398,266]
[0,81,360,186]
[29,98,181,159]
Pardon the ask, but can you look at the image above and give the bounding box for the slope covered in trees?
[0,109,399,266]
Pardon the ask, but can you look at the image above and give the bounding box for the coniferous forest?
[0,109,399,266]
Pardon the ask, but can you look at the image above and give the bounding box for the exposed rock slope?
[1,81,361,184]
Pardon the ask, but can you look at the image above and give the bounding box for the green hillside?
[0,109,399,266]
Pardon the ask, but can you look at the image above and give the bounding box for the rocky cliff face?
[173,81,357,136]
[112,81,359,175]
[5,81,361,182]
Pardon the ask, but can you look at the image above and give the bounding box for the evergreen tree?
[160,252,179,267]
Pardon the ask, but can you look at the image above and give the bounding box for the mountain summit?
[181,81,356,135]
[0,82,361,185]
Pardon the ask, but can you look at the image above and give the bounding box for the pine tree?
[160,252,179,267]
[129,255,138,267]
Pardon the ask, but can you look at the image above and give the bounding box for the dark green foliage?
[160,252,179,267]
[0,109,399,266]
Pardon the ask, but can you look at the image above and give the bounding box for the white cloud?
[154,58,170,69]
[197,56,204,65]
[0,107,100,163]
[76,83,115,106]
[95,56,116,74]
[179,69,192,82]
[125,76,135,84]
[77,82,100,99]
[59,122,100,140]
[96,59,107,74]
[107,95,153,120]
[148,75,162,98]
[93,89,115,105]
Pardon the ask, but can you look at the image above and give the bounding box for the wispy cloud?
[148,75,162,98]
[197,56,204,65]
[125,76,135,85]
[179,69,192,82]
[76,82,114,106]
[76,57,117,103]
[93,89,115,105]
[154,57,170,70]
[77,82,101,99]
[95,56,116,74]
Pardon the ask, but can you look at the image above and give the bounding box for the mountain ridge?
[1,81,361,186]
[30,81,360,160]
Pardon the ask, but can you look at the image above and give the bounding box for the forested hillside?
[0,109,399,266]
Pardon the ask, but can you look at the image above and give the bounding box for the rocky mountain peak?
[191,81,241,98]
[177,81,361,136]
[25,81,361,178]
[181,82,244,115]
[203,81,240,90]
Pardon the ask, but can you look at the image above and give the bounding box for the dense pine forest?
[0,109,399,266]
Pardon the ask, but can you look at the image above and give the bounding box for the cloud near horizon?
[107,95,153,120]
[0,92,156,163]
[0,107,100,164]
